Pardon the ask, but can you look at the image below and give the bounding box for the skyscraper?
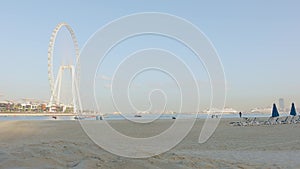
[279,98,284,112]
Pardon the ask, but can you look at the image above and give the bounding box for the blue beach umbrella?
[271,103,280,117]
[290,103,297,116]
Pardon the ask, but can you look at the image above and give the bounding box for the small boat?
[172,116,176,119]
[52,116,57,119]
[74,116,84,120]
[134,114,142,118]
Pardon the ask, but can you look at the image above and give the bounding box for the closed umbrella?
[272,103,280,117]
[290,103,297,116]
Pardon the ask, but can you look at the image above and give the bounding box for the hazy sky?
[0,0,299,111]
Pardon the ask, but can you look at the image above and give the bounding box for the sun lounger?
[230,118,252,126]
[274,117,280,124]
[263,117,280,125]
[290,116,296,124]
[249,117,260,126]
[281,116,289,124]
[263,117,273,125]
[295,115,300,123]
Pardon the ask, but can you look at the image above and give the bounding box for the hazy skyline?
[0,1,300,111]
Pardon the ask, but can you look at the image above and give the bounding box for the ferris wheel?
[47,22,80,112]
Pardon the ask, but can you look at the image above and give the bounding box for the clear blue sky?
[0,0,299,111]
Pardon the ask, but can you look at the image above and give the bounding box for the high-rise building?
[279,98,284,112]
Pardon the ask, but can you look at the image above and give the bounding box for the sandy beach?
[1,118,300,169]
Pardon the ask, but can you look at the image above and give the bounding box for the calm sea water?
[0,113,271,121]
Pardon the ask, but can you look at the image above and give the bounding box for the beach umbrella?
[271,103,280,117]
[290,103,297,116]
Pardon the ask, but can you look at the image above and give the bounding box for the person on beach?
[239,112,242,118]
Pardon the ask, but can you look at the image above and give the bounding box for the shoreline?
[0,112,276,118]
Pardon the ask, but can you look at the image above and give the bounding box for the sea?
[0,113,274,121]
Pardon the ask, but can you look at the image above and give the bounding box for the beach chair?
[229,121,241,126]
[295,115,300,123]
[249,117,259,126]
[230,117,257,126]
[242,117,253,126]
[264,117,280,125]
[290,116,296,124]
[263,117,273,125]
[281,116,289,124]
[274,117,280,125]
[230,118,249,126]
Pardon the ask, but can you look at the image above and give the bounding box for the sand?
[1,118,300,169]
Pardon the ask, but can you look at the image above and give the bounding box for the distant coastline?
[0,111,276,116]
[0,112,76,116]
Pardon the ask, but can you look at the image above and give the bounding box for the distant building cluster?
[0,101,74,113]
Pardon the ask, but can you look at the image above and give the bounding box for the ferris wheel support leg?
[75,77,82,114]
[71,66,77,114]
[49,67,62,107]
[56,67,63,105]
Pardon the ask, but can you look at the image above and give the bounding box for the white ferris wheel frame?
[47,22,80,112]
